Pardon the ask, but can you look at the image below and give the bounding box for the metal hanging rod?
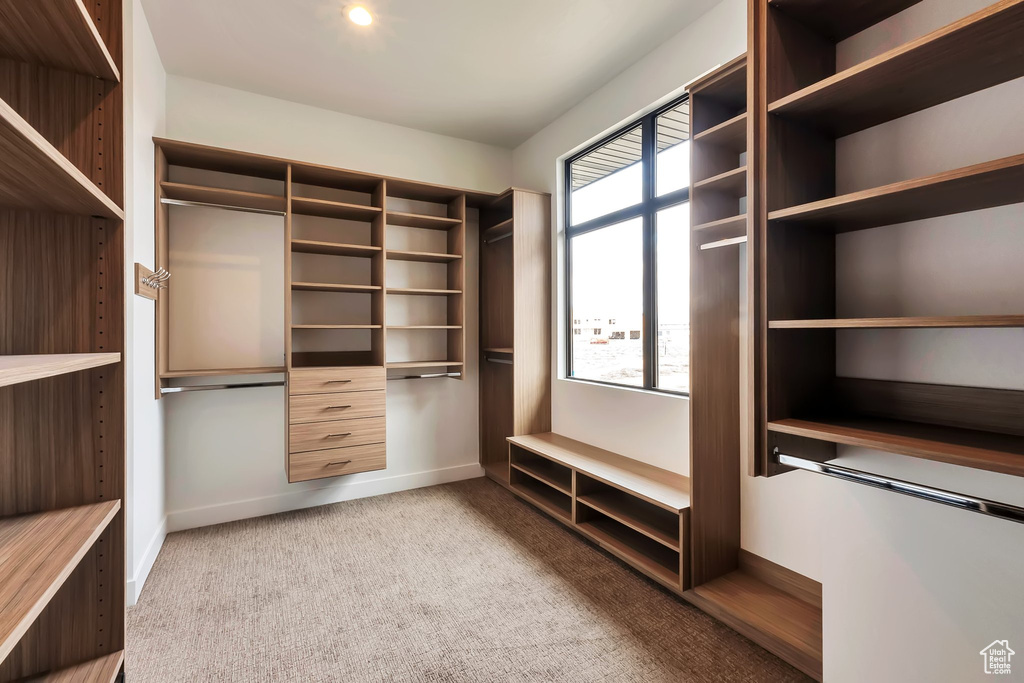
[161,381,285,394]
[387,372,462,381]
[483,231,513,245]
[161,197,287,217]
[485,357,514,365]
[775,449,1024,525]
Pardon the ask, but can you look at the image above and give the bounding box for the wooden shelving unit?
[750,0,1024,484]
[385,210,462,230]
[386,249,462,263]
[160,181,285,213]
[479,189,551,485]
[0,2,126,677]
[290,239,380,257]
[506,434,690,592]
[0,354,120,389]
[291,196,381,221]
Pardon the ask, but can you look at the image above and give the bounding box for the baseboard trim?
[166,462,484,533]
[127,516,167,607]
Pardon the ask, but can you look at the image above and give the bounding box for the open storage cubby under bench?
[505,433,690,592]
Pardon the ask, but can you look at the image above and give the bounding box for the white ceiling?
[140,0,719,148]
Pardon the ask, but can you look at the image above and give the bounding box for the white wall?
[159,78,512,531]
[123,0,168,606]
[513,0,1024,680]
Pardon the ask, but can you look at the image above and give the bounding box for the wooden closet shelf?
[291,196,381,221]
[0,353,120,388]
[768,0,1024,137]
[292,324,382,330]
[388,325,462,330]
[693,112,747,151]
[576,518,681,587]
[160,367,285,378]
[0,99,123,219]
[577,493,680,549]
[691,213,747,237]
[386,210,462,230]
[769,315,1024,329]
[693,166,747,196]
[292,282,381,293]
[768,153,1024,232]
[386,360,464,369]
[161,181,286,213]
[386,287,462,296]
[290,239,381,257]
[484,347,513,355]
[0,501,120,662]
[30,650,125,683]
[511,461,572,496]
[510,477,572,523]
[386,249,462,263]
[767,0,924,42]
[0,0,120,81]
[700,235,748,251]
[769,417,1024,477]
[482,218,514,243]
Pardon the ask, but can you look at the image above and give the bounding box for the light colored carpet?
[127,478,809,682]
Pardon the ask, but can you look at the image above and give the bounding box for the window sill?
[559,376,690,401]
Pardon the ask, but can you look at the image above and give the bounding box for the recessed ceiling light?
[347,6,373,26]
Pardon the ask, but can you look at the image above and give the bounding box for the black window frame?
[564,94,690,396]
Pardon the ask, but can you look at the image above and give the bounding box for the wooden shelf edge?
[576,520,681,589]
[0,99,123,220]
[160,367,285,378]
[693,165,748,194]
[510,462,572,496]
[692,112,747,147]
[386,360,465,369]
[0,501,121,663]
[29,649,125,683]
[0,353,121,388]
[292,282,382,293]
[292,325,382,330]
[385,249,462,262]
[386,288,462,296]
[290,239,381,256]
[769,315,1024,329]
[509,482,572,523]
[71,0,121,82]
[692,213,747,234]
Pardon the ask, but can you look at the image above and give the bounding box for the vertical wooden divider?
[447,194,467,377]
[373,180,387,367]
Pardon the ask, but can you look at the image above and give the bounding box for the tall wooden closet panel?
[479,189,552,485]
[0,1,126,679]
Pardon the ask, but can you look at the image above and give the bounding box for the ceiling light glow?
[348,6,373,26]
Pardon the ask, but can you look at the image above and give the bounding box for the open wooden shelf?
[386,210,462,230]
[292,324,381,330]
[386,287,462,296]
[161,181,285,213]
[482,218,514,243]
[484,347,513,355]
[292,282,381,293]
[386,360,464,369]
[768,0,924,41]
[769,154,1024,232]
[0,0,120,81]
[30,650,125,683]
[768,0,1024,137]
[509,473,572,523]
[291,196,381,221]
[290,239,380,257]
[388,325,462,330]
[576,516,681,587]
[769,315,1024,329]
[386,249,462,263]
[768,416,1024,477]
[0,99,123,219]
[0,353,120,388]
[693,112,747,151]
[700,235,748,251]
[0,501,120,662]
[691,213,747,237]
[577,490,680,549]
[693,166,747,196]
[685,566,822,680]
[160,366,284,379]
[510,460,572,496]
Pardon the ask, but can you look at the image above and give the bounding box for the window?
[565,97,690,394]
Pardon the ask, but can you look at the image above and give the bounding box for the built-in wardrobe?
[0,1,127,680]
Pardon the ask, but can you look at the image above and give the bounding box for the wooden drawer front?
[289,416,385,454]
[289,367,385,395]
[289,390,385,424]
[289,443,386,483]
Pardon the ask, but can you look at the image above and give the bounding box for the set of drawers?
[287,367,386,483]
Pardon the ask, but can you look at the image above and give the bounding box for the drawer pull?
[326,379,353,384]
[326,432,353,438]
[326,460,353,467]
[326,405,352,410]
